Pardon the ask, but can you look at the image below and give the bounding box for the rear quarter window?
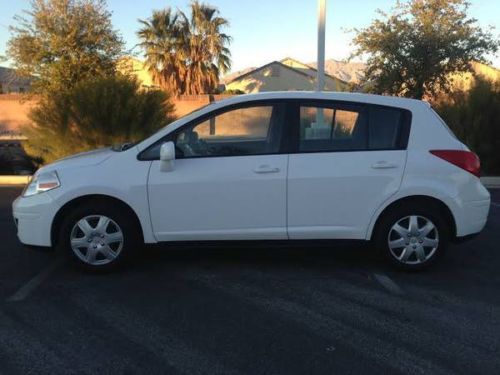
[430,108,458,140]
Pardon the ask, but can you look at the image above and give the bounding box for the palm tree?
[137,1,231,95]
[137,9,185,95]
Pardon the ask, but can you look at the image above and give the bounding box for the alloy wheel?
[70,215,124,266]
[387,215,439,265]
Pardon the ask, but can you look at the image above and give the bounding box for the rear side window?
[297,101,411,153]
[299,104,368,152]
[369,107,403,150]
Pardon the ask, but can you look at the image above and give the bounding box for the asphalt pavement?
[0,186,499,375]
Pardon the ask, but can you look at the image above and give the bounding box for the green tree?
[137,1,231,95]
[7,0,123,93]
[23,75,176,163]
[351,0,498,99]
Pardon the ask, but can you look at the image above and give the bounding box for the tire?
[56,200,141,272]
[373,202,449,271]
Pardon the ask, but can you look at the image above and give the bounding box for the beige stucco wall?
[0,94,234,137]
[0,95,36,134]
[281,58,349,91]
[281,58,312,71]
[175,97,210,117]
[117,57,159,90]
[226,64,314,93]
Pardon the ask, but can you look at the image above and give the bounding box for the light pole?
[317,0,326,92]
[314,0,327,130]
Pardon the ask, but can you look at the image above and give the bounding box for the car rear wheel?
[374,203,449,270]
[57,202,140,272]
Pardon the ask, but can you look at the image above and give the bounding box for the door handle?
[371,161,398,169]
[253,165,280,174]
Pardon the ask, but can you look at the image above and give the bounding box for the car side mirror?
[160,141,175,172]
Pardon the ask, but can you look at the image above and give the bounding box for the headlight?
[23,171,61,197]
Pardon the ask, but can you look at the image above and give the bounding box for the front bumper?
[12,192,60,247]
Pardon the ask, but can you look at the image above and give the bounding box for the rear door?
[287,100,411,239]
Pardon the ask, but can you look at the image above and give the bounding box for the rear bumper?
[454,198,490,238]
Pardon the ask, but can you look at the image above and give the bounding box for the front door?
[147,102,289,241]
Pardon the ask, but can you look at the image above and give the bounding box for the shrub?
[24,75,176,163]
[433,76,500,175]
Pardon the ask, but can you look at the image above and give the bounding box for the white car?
[13,92,490,271]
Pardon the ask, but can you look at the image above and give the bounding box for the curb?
[0,176,31,186]
[481,177,500,189]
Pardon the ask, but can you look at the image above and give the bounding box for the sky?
[0,0,499,73]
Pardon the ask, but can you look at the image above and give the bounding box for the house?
[0,67,31,93]
[117,56,160,91]
[224,57,348,93]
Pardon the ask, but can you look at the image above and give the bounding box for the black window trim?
[288,99,412,154]
[137,99,294,161]
[137,98,413,161]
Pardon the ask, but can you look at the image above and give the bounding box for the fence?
[0,94,235,136]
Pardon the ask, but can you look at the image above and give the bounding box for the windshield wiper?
[112,142,136,152]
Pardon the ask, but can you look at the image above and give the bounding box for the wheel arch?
[51,194,145,246]
[368,195,457,241]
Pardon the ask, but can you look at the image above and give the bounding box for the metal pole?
[314,0,327,130]
[317,0,326,92]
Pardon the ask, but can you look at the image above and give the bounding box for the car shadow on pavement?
[132,241,385,276]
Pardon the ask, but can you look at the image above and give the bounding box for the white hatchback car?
[13,92,490,271]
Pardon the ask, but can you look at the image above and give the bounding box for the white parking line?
[7,258,65,302]
[372,273,404,295]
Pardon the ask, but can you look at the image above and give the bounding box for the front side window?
[299,104,368,152]
[175,104,284,158]
[139,103,285,160]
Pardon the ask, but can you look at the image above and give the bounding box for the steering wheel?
[176,142,195,157]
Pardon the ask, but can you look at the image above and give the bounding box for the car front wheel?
[57,202,140,272]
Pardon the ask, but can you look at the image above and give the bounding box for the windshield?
[126,102,220,152]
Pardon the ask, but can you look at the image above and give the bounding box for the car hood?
[36,147,114,175]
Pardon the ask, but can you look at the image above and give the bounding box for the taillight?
[430,150,481,177]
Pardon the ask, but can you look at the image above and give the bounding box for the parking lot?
[0,186,499,374]
[0,141,35,175]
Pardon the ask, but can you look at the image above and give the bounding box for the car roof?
[212,91,429,111]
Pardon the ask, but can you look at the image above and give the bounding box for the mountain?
[222,58,498,89]
[309,59,366,84]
